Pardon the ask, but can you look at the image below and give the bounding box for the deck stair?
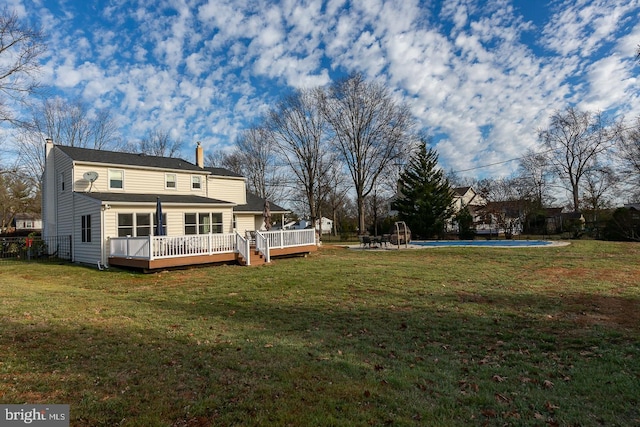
[238,245,267,266]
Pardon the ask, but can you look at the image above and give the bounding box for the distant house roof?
[234,192,288,214]
[14,213,41,221]
[78,192,235,206]
[57,145,204,172]
[543,208,564,217]
[203,166,244,178]
[453,186,472,196]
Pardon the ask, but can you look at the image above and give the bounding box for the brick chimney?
[195,141,204,168]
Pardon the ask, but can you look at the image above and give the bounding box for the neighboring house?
[13,213,42,232]
[544,208,585,234]
[476,201,524,236]
[287,217,333,234]
[447,187,487,233]
[42,139,314,269]
[451,187,486,216]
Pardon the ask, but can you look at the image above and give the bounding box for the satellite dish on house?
[83,171,99,182]
[83,171,99,192]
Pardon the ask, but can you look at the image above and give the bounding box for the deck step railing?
[235,232,250,266]
[254,231,270,263]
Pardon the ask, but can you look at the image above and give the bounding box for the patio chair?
[381,234,390,247]
[359,235,371,248]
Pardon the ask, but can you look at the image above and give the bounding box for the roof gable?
[56,145,203,172]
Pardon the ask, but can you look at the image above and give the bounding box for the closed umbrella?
[263,200,272,231]
[155,197,165,236]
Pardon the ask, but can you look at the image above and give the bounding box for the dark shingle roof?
[453,186,471,196]
[234,192,288,213]
[57,145,203,172]
[79,192,234,206]
[204,167,244,178]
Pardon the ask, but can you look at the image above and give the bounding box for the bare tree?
[518,149,554,208]
[205,149,246,177]
[233,126,288,202]
[0,8,46,125]
[322,73,414,233]
[125,129,183,157]
[267,87,333,228]
[16,97,120,187]
[538,107,617,212]
[616,116,640,198]
[581,165,618,212]
[321,163,350,236]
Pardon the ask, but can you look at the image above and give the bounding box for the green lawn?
[1,241,639,426]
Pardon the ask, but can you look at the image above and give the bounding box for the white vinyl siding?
[207,176,246,204]
[104,206,234,239]
[55,151,75,238]
[73,164,206,196]
[234,214,255,234]
[72,195,102,265]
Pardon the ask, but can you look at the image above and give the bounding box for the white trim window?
[165,173,176,189]
[81,215,92,242]
[109,169,124,189]
[184,212,223,235]
[191,175,202,190]
[136,213,151,236]
[117,213,134,237]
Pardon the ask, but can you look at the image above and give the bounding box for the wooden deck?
[109,244,317,272]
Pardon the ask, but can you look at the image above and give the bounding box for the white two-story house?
[42,139,315,270]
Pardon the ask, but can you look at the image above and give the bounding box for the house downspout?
[101,203,106,267]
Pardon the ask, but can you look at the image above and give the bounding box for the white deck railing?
[110,233,237,260]
[108,229,315,262]
[255,231,270,263]
[263,229,316,249]
[235,233,250,266]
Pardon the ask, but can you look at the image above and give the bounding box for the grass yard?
[0,241,639,426]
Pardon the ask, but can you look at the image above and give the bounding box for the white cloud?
[5,0,638,179]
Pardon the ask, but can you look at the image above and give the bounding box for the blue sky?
[6,0,640,178]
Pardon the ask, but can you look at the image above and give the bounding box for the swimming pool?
[411,240,555,247]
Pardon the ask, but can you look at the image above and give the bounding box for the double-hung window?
[136,213,151,236]
[184,213,197,235]
[109,169,124,189]
[191,175,202,190]
[165,173,176,189]
[117,213,134,237]
[199,213,211,234]
[211,213,223,233]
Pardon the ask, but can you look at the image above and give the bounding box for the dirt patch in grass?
[563,294,640,331]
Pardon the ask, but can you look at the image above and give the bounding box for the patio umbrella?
[155,197,165,236]
[263,200,272,231]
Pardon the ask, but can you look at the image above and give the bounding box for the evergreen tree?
[454,206,476,240]
[393,140,454,239]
